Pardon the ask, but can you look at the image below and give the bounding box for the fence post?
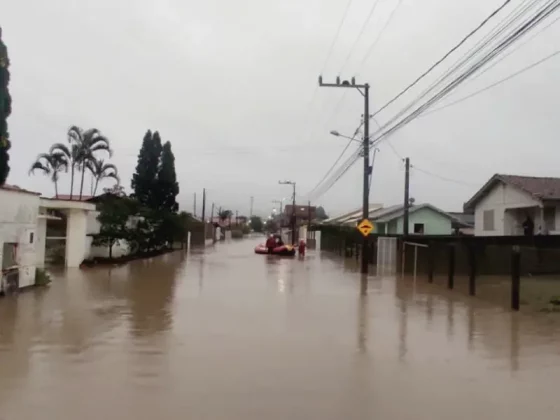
[511,246,521,311]
[447,244,455,290]
[428,243,434,283]
[468,246,476,296]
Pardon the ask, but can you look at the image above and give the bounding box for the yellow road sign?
[357,219,374,237]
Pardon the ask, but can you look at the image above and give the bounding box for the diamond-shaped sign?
[357,219,374,237]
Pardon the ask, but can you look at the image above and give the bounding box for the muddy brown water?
[1,240,560,419]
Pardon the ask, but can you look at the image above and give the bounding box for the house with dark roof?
[464,174,560,236]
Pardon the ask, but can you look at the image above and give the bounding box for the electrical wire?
[321,0,356,74]
[369,0,560,146]
[411,166,478,187]
[298,0,355,146]
[356,0,406,73]
[371,0,514,118]
[339,0,382,75]
[306,122,364,197]
[419,46,560,118]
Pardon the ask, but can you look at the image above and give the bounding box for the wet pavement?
[1,238,560,419]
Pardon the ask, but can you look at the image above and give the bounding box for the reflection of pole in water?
[426,294,434,326]
[398,298,408,362]
[468,304,475,352]
[358,276,368,353]
[510,314,520,372]
[446,299,454,340]
[198,257,204,293]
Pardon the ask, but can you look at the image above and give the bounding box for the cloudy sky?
[3,0,560,217]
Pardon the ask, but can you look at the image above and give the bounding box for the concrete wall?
[394,208,453,235]
[66,209,88,267]
[474,182,540,236]
[0,189,40,288]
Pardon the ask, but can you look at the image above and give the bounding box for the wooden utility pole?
[250,196,254,218]
[202,188,206,222]
[193,193,197,217]
[235,210,238,226]
[403,157,410,235]
[319,75,370,274]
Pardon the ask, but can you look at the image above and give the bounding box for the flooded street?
[2,239,560,419]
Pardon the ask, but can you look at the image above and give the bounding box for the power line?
[298,0,355,146]
[321,0,356,74]
[411,166,478,187]
[339,0,382,75]
[420,46,560,118]
[356,0,406,73]
[306,121,363,197]
[371,0,514,118]
[369,0,560,146]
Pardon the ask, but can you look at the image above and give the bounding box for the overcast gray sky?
[3,0,560,217]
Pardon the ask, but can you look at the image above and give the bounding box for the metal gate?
[376,237,397,275]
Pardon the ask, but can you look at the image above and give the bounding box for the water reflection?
[2,244,560,419]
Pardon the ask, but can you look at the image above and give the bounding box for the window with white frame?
[483,210,494,231]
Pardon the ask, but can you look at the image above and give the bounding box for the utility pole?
[235,210,238,226]
[202,188,206,223]
[250,196,254,218]
[403,157,410,236]
[307,200,312,242]
[319,75,370,274]
[279,181,296,244]
[193,193,197,217]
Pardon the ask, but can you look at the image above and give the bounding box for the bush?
[242,225,251,235]
[35,268,52,287]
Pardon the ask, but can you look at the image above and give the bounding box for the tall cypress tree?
[157,141,179,212]
[131,130,162,208]
[0,27,12,185]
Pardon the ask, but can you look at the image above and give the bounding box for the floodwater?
[1,239,560,419]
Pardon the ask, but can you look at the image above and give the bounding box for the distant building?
[324,203,461,235]
[0,185,41,292]
[282,204,316,227]
[464,174,560,236]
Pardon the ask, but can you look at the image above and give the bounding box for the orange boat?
[254,244,296,256]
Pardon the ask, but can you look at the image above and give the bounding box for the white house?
[0,185,41,291]
[464,174,560,236]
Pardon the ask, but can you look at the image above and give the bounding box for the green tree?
[0,27,12,185]
[87,159,119,196]
[156,141,179,212]
[131,130,162,208]
[93,196,137,259]
[29,151,69,198]
[316,206,329,220]
[49,142,80,197]
[219,209,232,221]
[68,126,111,199]
[250,216,264,232]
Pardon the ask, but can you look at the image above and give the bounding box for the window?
[483,210,495,231]
[413,223,424,234]
[544,207,556,232]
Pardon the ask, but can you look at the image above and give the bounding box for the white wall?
[0,189,40,288]
[35,218,47,268]
[474,182,540,236]
[66,209,88,267]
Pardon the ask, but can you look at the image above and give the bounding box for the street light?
[279,180,296,244]
[330,130,365,144]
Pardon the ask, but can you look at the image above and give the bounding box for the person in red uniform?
[266,235,276,254]
[298,239,306,257]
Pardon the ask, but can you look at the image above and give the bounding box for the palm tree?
[87,159,119,196]
[67,126,112,200]
[49,142,81,199]
[29,151,68,198]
